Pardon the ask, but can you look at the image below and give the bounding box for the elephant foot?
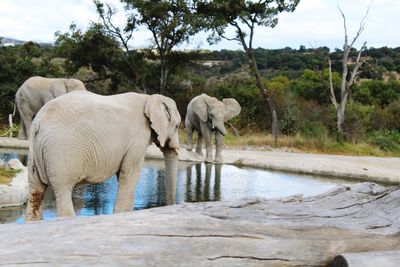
[205,156,213,163]
[185,145,193,151]
[215,156,223,164]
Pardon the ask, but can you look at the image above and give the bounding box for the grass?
[0,123,19,138]
[179,129,399,157]
[0,167,21,185]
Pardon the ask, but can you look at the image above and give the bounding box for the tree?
[122,0,201,94]
[55,23,140,94]
[93,1,141,91]
[328,5,370,137]
[196,0,300,141]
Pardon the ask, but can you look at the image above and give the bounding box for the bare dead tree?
[328,5,370,137]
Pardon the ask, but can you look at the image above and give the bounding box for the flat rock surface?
[0,183,399,266]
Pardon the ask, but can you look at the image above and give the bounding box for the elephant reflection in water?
[185,163,221,202]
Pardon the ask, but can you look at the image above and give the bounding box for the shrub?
[367,130,400,152]
[300,121,328,139]
[342,102,374,141]
[385,100,400,130]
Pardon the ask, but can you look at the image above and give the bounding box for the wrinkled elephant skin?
[26,91,181,220]
[15,76,86,140]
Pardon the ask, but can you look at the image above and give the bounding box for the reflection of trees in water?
[185,163,221,202]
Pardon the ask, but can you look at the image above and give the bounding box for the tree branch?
[328,58,339,110]
[347,41,367,89]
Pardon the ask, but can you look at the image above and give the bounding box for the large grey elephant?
[185,93,241,163]
[15,76,86,140]
[26,91,181,220]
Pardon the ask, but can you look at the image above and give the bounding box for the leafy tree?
[196,0,300,141]
[55,22,158,94]
[122,0,202,94]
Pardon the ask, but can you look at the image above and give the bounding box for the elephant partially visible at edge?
[15,76,87,140]
[26,91,181,221]
[185,93,241,163]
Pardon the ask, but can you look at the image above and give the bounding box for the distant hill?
[0,36,52,47]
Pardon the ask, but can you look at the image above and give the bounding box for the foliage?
[353,80,400,107]
[367,130,400,152]
[55,23,141,94]
[196,0,300,140]
[2,12,400,156]
[0,123,19,138]
[0,167,21,185]
[342,101,374,141]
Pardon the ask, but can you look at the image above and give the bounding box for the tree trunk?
[247,48,279,142]
[337,101,346,137]
[160,59,167,95]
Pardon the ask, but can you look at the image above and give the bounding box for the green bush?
[300,121,328,139]
[367,130,400,152]
[342,102,374,141]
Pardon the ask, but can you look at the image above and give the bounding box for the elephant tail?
[27,121,47,185]
[12,101,16,116]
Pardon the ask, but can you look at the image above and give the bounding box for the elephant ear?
[191,94,209,122]
[223,98,241,122]
[66,79,86,92]
[50,80,68,98]
[145,94,173,148]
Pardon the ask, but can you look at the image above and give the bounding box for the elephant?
[15,76,87,140]
[25,90,181,221]
[185,93,241,163]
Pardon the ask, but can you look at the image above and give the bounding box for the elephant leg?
[23,118,33,140]
[25,181,47,221]
[195,133,203,156]
[18,119,27,140]
[201,123,213,163]
[53,184,75,217]
[114,157,144,213]
[17,100,34,140]
[215,131,223,163]
[185,120,194,151]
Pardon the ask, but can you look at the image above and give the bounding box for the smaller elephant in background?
[185,93,241,163]
[15,76,86,140]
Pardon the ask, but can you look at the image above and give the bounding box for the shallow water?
[0,151,354,223]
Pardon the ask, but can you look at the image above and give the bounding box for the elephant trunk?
[162,148,178,205]
[168,132,180,150]
[214,122,227,136]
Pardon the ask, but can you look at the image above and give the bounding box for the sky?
[0,0,399,51]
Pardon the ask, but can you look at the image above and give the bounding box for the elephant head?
[145,94,181,205]
[193,94,241,135]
